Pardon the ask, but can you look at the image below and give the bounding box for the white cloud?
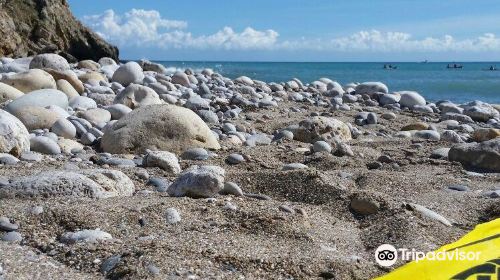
[325,30,500,52]
[83,9,500,53]
[83,9,188,46]
[83,9,278,50]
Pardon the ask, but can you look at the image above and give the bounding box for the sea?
[155,61,500,104]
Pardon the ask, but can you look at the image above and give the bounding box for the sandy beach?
[0,0,499,279]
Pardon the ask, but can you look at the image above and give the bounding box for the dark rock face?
[0,0,119,61]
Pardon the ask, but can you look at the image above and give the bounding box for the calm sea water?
[156,61,500,104]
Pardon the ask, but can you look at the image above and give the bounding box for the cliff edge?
[0,0,119,61]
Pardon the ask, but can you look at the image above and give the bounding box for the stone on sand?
[167,165,225,198]
[29,136,61,154]
[0,110,30,156]
[291,116,351,143]
[143,149,181,174]
[1,169,135,199]
[449,138,500,171]
[61,229,112,244]
[398,91,426,108]
[101,104,220,154]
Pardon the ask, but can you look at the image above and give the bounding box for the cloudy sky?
[69,0,500,61]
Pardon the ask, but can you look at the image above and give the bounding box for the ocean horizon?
[149,61,500,104]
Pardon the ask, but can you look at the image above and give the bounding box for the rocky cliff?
[0,0,118,61]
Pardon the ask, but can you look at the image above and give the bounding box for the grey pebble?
[165,208,181,224]
[29,206,44,215]
[223,202,238,211]
[226,153,245,165]
[1,231,22,242]
[313,141,332,153]
[366,162,382,170]
[181,148,209,160]
[147,177,171,192]
[0,154,18,165]
[244,193,271,200]
[447,185,470,192]
[0,218,18,232]
[147,264,160,275]
[282,163,308,171]
[482,190,500,198]
[0,177,9,186]
[220,182,244,196]
[278,205,295,213]
[101,255,121,274]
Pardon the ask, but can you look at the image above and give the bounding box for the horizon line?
[121,59,500,63]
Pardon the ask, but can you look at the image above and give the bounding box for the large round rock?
[398,91,426,108]
[10,106,59,130]
[171,71,190,86]
[112,62,145,86]
[113,84,161,108]
[0,110,30,156]
[101,104,221,154]
[5,89,68,117]
[291,116,352,143]
[1,69,56,93]
[0,82,24,103]
[29,54,70,71]
[355,82,388,95]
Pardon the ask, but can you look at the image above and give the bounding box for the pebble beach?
[0,54,498,279]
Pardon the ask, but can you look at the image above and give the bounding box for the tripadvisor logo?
[374,244,481,267]
[375,244,398,267]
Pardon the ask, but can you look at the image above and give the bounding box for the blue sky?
[69,0,500,61]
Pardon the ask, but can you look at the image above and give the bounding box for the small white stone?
[165,208,181,224]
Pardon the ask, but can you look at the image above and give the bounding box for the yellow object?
[375,218,500,280]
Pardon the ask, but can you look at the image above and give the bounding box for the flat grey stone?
[20,151,43,162]
[447,185,470,191]
[282,163,308,171]
[0,218,18,232]
[61,229,112,244]
[226,153,245,165]
[0,153,18,165]
[147,177,170,192]
[1,169,135,199]
[101,255,121,274]
[30,136,60,155]
[167,165,225,198]
[430,148,450,159]
[220,182,243,196]
[1,231,22,242]
[143,150,181,174]
[245,134,272,147]
[181,148,209,160]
